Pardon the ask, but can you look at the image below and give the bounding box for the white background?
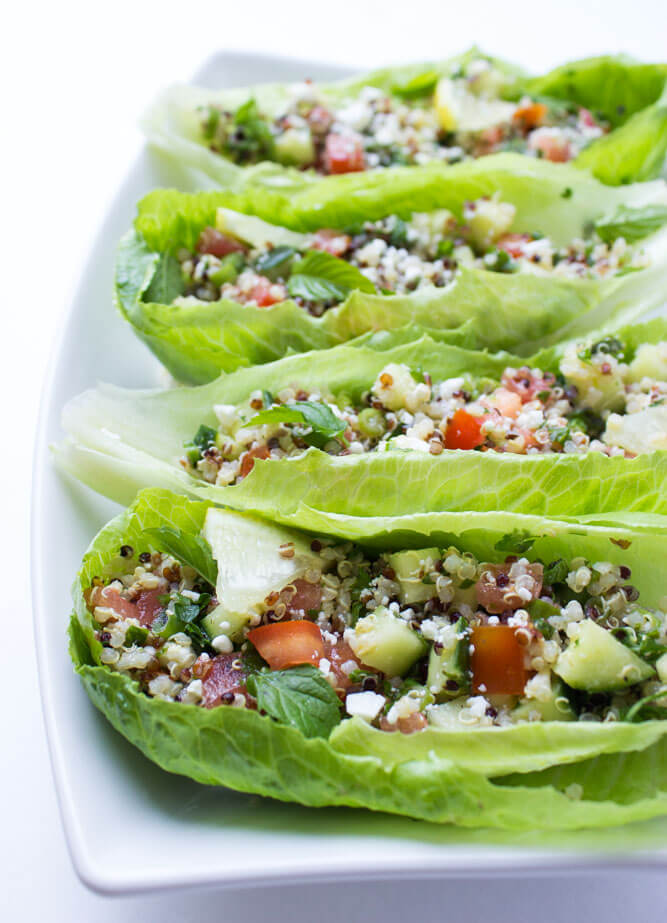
[5,0,667,918]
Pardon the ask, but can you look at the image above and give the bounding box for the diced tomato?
[196,226,246,257]
[88,585,138,621]
[239,444,271,479]
[247,277,287,307]
[513,102,547,130]
[475,563,544,614]
[497,233,532,259]
[248,620,325,670]
[311,228,351,257]
[281,578,322,617]
[489,388,522,419]
[323,133,365,174]
[478,125,505,149]
[322,637,365,695]
[579,107,597,128]
[379,711,428,734]
[201,653,248,708]
[501,367,556,403]
[135,588,165,628]
[470,625,527,695]
[307,105,334,135]
[443,409,486,450]
[530,131,572,163]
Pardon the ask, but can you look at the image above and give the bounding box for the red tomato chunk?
[135,588,165,627]
[239,445,271,479]
[323,133,365,174]
[443,409,486,450]
[201,653,248,708]
[88,585,138,621]
[475,563,543,614]
[470,625,527,695]
[248,620,325,670]
[281,578,322,617]
[196,227,246,257]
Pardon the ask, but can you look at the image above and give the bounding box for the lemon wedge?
[434,77,515,133]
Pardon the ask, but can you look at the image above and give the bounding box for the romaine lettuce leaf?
[142,51,667,190]
[57,320,667,519]
[117,159,667,383]
[68,488,667,829]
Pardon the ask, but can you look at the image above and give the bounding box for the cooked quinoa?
[175,200,643,316]
[179,336,667,486]
[87,535,667,731]
[197,58,607,175]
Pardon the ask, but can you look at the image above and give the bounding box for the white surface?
[6,0,667,918]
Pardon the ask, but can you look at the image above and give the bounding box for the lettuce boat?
[58,319,667,520]
[143,50,667,189]
[117,156,667,383]
[70,488,667,830]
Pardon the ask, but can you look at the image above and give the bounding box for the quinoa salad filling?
[197,58,608,175]
[86,523,667,733]
[175,200,643,316]
[179,337,667,486]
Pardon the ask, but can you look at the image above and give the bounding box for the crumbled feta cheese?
[345,691,386,722]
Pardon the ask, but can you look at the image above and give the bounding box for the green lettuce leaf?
[68,488,667,829]
[57,320,667,520]
[142,51,667,190]
[117,158,667,383]
[523,58,667,185]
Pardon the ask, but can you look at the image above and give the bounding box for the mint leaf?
[287,250,375,303]
[143,251,183,304]
[595,204,667,244]
[254,245,296,280]
[247,665,342,738]
[494,530,537,554]
[247,400,346,449]
[144,527,218,587]
[543,558,569,585]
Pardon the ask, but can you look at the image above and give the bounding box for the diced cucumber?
[559,344,625,413]
[603,403,667,455]
[347,605,427,676]
[202,508,321,642]
[426,697,468,729]
[626,342,667,383]
[216,207,307,250]
[512,679,575,722]
[386,547,440,605]
[274,127,316,167]
[656,652,667,684]
[426,616,470,698]
[554,619,654,692]
[208,252,245,286]
[466,197,516,250]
